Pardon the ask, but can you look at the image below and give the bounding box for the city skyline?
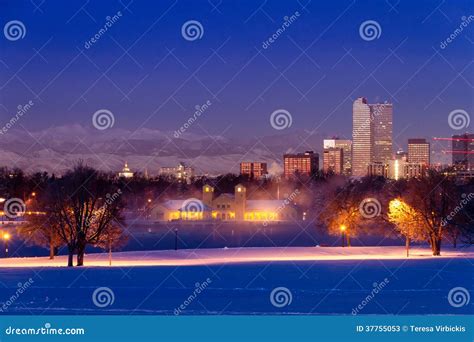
[1,1,472,150]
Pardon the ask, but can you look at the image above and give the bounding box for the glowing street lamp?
[3,232,10,258]
[340,224,346,248]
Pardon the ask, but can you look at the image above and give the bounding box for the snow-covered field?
[0,246,473,267]
[0,246,473,315]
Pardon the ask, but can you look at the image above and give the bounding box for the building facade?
[117,162,134,178]
[352,98,393,177]
[240,162,268,179]
[323,148,343,174]
[452,133,474,171]
[408,138,430,166]
[367,162,388,177]
[159,162,194,183]
[352,97,373,177]
[323,138,352,175]
[283,151,319,179]
[151,184,298,222]
[371,102,393,165]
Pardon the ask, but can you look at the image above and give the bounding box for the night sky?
[1,0,473,159]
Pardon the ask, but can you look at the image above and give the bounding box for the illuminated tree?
[50,164,124,266]
[401,171,460,256]
[388,199,426,257]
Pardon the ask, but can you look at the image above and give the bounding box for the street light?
[340,225,346,248]
[3,232,10,258]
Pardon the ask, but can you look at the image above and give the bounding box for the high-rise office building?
[452,133,474,170]
[283,151,319,179]
[323,138,352,175]
[323,148,343,174]
[240,162,268,179]
[352,97,373,177]
[352,97,393,177]
[371,102,393,164]
[408,138,430,166]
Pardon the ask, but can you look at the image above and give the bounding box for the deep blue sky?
[1,0,473,149]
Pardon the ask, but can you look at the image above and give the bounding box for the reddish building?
[240,162,268,179]
[283,151,319,179]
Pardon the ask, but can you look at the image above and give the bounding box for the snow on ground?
[0,246,472,315]
[0,246,473,268]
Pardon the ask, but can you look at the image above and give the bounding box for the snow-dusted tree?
[388,199,426,257]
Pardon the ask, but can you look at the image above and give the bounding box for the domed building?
[117,162,134,178]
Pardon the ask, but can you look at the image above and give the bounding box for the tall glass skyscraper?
[352,97,373,177]
[371,102,393,164]
[352,97,393,177]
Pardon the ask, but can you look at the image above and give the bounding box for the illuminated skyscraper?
[352,97,373,177]
[371,102,393,164]
[408,138,430,166]
[352,98,393,177]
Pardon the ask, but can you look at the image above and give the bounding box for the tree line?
[1,164,473,264]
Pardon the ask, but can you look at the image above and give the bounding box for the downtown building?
[240,162,268,179]
[159,162,195,184]
[323,148,343,174]
[452,133,474,171]
[408,138,430,166]
[352,97,393,177]
[283,151,319,179]
[323,138,352,175]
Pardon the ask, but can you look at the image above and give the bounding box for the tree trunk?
[108,240,112,266]
[49,240,55,260]
[346,234,351,247]
[76,241,86,266]
[452,234,457,248]
[67,246,74,267]
[431,236,441,256]
[405,236,410,257]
